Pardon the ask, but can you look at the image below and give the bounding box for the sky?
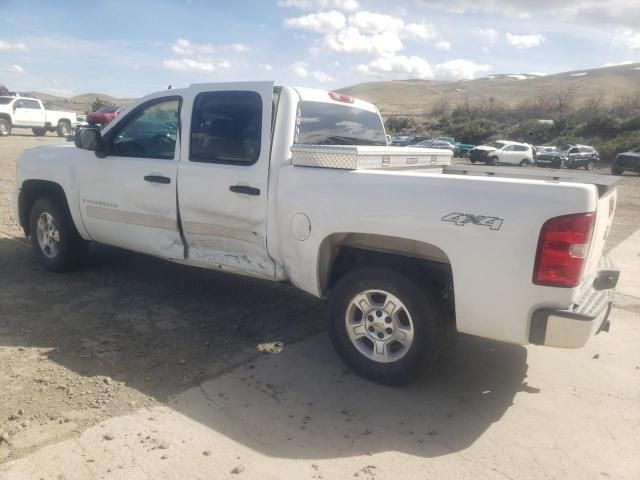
[0,0,639,98]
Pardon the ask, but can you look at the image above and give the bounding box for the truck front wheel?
[328,267,445,384]
[56,120,72,137]
[29,196,87,272]
[0,119,11,136]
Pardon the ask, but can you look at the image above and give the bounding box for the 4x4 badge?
[442,213,504,231]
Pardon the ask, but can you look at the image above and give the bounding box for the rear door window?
[190,91,262,165]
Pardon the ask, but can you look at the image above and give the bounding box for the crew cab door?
[76,95,184,259]
[25,99,46,126]
[12,99,33,126]
[177,82,276,278]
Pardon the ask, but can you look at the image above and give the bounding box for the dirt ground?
[0,132,639,479]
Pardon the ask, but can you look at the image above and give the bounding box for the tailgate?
[582,187,617,288]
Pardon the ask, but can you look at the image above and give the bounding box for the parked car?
[535,146,556,155]
[536,144,600,170]
[414,139,461,157]
[469,140,534,166]
[612,148,640,175]
[434,136,474,157]
[390,135,417,146]
[87,106,125,127]
[13,82,620,384]
[0,95,76,137]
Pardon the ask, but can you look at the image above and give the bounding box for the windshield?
[486,141,507,149]
[295,101,386,146]
[0,97,13,105]
[98,106,120,113]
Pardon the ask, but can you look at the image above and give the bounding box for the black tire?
[57,120,72,137]
[519,159,529,167]
[32,127,47,136]
[611,165,624,175]
[29,196,87,272]
[585,161,595,171]
[0,118,11,136]
[328,267,446,385]
[488,156,499,166]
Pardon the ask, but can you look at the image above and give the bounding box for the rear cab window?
[294,101,386,146]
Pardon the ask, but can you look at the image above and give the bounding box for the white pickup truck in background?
[0,95,77,137]
[13,82,620,384]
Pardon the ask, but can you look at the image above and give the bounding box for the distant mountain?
[24,92,136,113]
[339,63,640,117]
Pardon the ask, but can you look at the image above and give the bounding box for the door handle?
[229,185,260,196]
[144,175,171,184]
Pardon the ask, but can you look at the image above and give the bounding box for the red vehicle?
[87,106,124,126]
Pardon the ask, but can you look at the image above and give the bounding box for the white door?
[12,100,33,126]
[500,145,517,165]
[177,82,276,278]
[77,96,184,259]
[23,99,45,126]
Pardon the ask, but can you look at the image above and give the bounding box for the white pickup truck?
[13,82,620,384]
[0,95,77,137]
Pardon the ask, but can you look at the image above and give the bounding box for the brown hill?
[339,63,640,117]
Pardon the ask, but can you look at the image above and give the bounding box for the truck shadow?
[0,237,533,459]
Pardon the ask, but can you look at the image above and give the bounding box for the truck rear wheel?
[0,119,11,136]
[56,120,72,137]
[32,127,47,136]
[29,196,86,272]
[328,267,445,384]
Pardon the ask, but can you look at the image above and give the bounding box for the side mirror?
[75,128,102,152]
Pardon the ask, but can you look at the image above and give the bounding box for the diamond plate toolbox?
[290,145,452,170]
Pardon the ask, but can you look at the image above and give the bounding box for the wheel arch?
[19,180,71,236]
[317,232,455,316]
[0,113,12,124]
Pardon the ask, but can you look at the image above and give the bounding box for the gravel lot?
[0,133,638,478]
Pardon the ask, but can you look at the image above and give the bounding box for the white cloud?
[619,30,640,50]
[283,11,346,33]
[11,64,25,74]
[506,33,545,48]
[313,70,335,82]
[0,40,28,51]
[404,23,437,41]
[435,40,451,51]
[229,43,251,52]
[356,55,434,79]
[289,61,309,78]
[262,64,273,71]
[170,38,251,55]
[435,59,492,79]
[349,11,404,33]
[473,28,498,43]
[163,58,216,72]
[603,60,633,67]
[277,0,359,11]
[324,27,404,57]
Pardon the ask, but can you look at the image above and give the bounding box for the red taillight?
[328,92,355,104]
[533,213,595,288]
